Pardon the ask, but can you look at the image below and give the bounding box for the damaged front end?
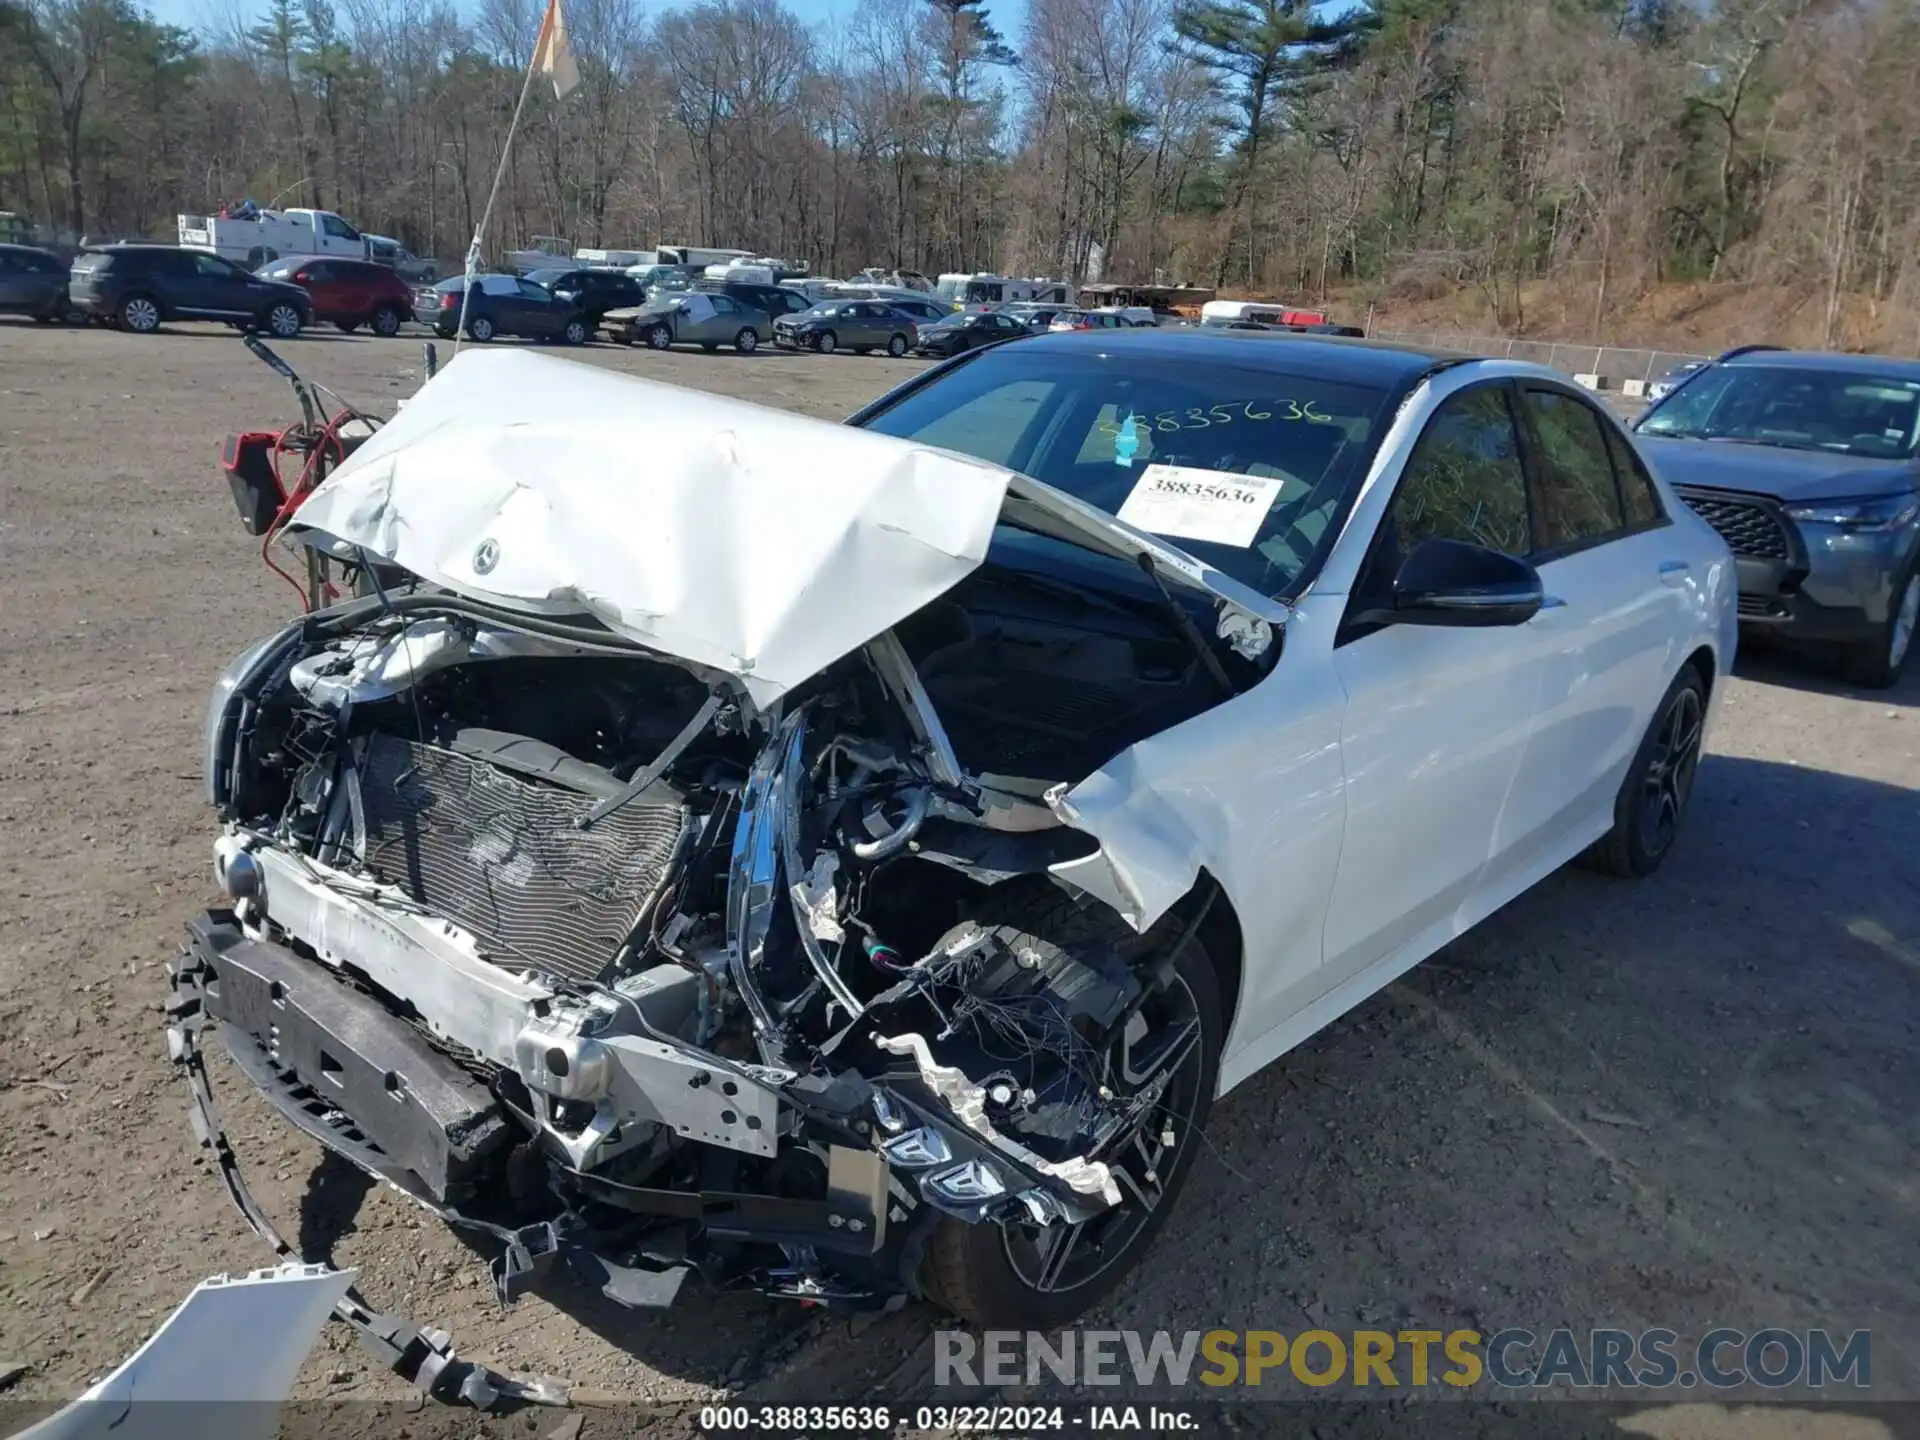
[178,580,1232,1316]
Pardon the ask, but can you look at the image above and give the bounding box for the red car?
[256,256,414,336]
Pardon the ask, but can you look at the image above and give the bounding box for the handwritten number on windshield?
[1099,399,1332,439]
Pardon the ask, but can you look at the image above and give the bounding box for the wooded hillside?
[4,0,1916,347]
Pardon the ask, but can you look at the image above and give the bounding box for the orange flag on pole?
[532,0,579,99]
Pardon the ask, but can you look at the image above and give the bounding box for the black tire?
[1584,664,1707,878]
[119,293,161,333]
[645,323,673,350]
[916,886,1223,1329]
[734,327,758,353]
[263,302,303,339]
[816,329,837,355]
[1840,565,1919,689]
[466,314,496,343]
[562,317,589,346]
[370,304,403,338]
[887,333,908,357]
[335,320,359,334]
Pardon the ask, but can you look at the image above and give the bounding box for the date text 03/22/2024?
[696,1405,1195,1433]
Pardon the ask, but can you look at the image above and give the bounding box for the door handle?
[1658,559,1690,586]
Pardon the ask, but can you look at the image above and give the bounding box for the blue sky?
[145,0,1031,42]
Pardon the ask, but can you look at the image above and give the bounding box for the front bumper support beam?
[165,918,570,1412]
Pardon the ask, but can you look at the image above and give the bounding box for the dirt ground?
[1,320,1916,1435]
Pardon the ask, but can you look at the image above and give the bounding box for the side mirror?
[1357,537,1544,628]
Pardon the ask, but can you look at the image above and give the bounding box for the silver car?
[609,290,772,352]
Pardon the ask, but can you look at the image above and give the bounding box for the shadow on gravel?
[1733,637,1920,708]
[298,1150,375,1263]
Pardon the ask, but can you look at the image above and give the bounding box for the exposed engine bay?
[183,539,1257,1313]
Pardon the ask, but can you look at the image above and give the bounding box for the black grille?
[356,733,686,984]
[1677,489,1793,560]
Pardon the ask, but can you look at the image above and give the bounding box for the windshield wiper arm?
[576,692,724,830]
[1700,435,1819,451]
[1135,553,1236,700]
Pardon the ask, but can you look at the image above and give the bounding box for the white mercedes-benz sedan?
[179,332,1735,1353]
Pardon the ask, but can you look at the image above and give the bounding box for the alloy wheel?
[268,304,301,339]
[122,296,159,333]
[1638,685,1703,857]
[372,306,401,337]
[998,973,1205,1296]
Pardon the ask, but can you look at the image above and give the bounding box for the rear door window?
[1602,426,1667,527]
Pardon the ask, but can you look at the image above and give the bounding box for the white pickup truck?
[177,207,370,268]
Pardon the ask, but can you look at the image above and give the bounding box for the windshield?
[857,346,1395,597]
[525,267,571,287]
[1638,365,1920,458]
[935,276,965,302]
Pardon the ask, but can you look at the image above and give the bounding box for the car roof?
[1017,327,1468,381]
[1721,348,1920,380]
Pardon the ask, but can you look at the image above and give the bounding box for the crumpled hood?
[291,350,1284,708]
[1635,434,1917,502]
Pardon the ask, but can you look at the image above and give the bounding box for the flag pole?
[453,20,546,359]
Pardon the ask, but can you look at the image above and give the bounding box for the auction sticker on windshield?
[1117,464,1282,548]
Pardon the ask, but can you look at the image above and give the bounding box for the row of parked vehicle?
[3,237,1341,370]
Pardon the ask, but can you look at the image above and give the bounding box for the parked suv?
[523,267,644,334]
[69,244,309,337]
[710,280,812,322]
[259,256,414,336]
[1633,345,1920,686]
[416,274,591,345]
[0,243,71,322]
[774,299,918,355]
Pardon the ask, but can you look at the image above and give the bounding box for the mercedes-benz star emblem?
[472,538,500,575]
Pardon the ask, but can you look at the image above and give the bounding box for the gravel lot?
[1,320,1915,1433]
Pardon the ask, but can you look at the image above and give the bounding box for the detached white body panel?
[16,1264,352,1440]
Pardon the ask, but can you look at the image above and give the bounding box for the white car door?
[1320,381,1562,988]
[1494,383,1691,871]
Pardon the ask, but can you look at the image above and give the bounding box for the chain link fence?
[1368,329,1709,391]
